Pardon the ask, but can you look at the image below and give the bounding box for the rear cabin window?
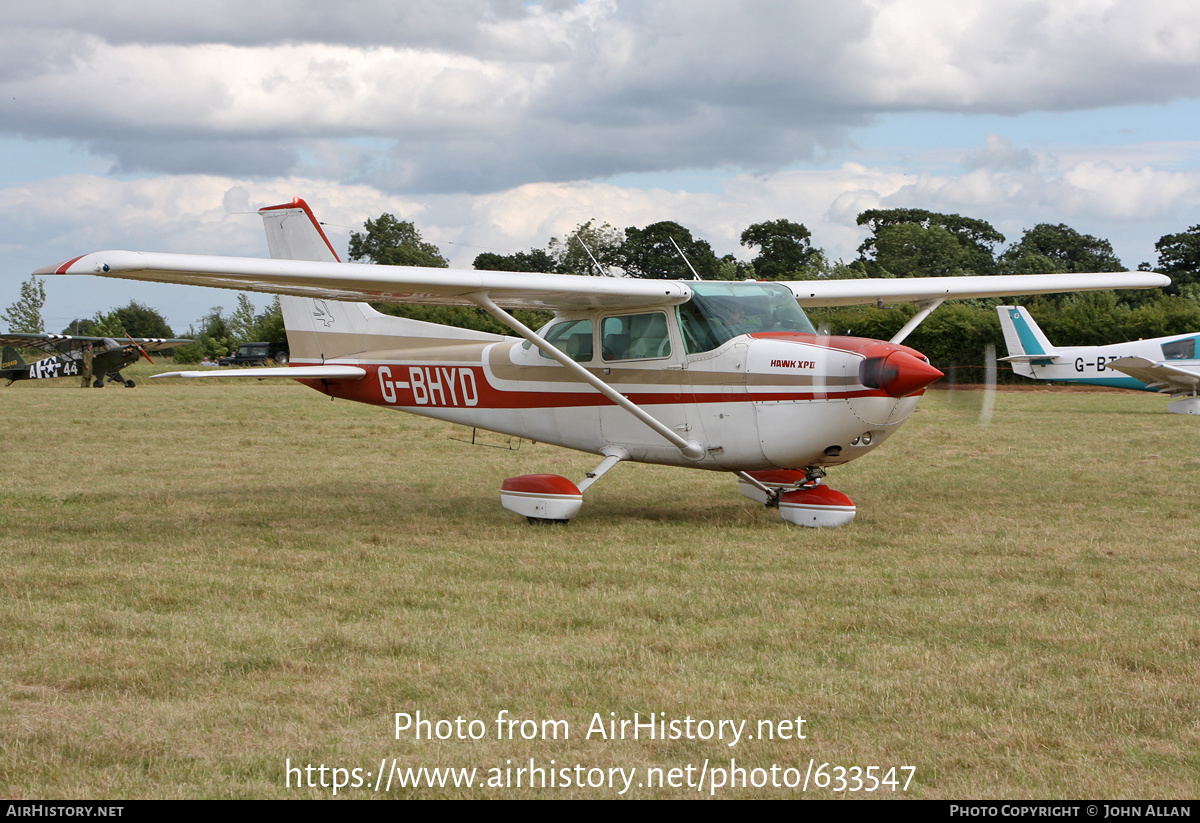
[601,312,671,361]
[530,318,594,362]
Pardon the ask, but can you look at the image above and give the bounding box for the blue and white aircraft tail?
[996,305,1200,415]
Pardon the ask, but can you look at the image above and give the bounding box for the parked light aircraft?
[1,333,190,387]
[997,305,1200,415]
[36,199,1168,525]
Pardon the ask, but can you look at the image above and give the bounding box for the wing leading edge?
[37,251,694,312]
[783,272,1171,307]
[37,250,1168,313]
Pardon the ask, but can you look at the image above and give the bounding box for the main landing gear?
[93,372,136,388]
[500,454,855,527]
[737,467,856,527]
[1168,394,1200,415]
[500,450,626,524]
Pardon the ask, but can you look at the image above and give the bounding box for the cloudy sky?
[2,0,1199,333]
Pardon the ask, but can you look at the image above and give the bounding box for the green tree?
[72,301,175,340]
[871,223,973,278]
[620,221,719,280]
[857,208,1004,276]
[228,293,259,345]
[999,224,1124,274]
[473,249,557,273]
[250,296,286,346]
[180,308,235,361]
[714,254,756,281]
[2,276,47,334]
[348,214,449,268]
[740,219,822,279]
[1153,225,1200,295]
[108,301,174,338]
[547,220,625,275]
[62,318,98,336]
[352,213,548,332]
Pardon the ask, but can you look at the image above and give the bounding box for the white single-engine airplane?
[37,199,1169,526]
[997,305,1200,415]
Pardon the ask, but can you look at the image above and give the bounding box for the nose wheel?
[737,468,856,527]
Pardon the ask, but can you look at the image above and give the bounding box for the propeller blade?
[978,343,996,426]
[119,324,155,364]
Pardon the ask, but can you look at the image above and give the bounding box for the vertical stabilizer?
[259,198,374,360]
[996,305,1058,378]
[2,345,27,375]
[260,198,341,265]
[257,198,506,364]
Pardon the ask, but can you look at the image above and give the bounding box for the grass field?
[2,367,1197,798]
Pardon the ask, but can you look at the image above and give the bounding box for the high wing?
[37,251,1168,312]
[38,252,693,311]
[1107,357,1200,395]
[782,273,1171,307]
[0,332,192,353]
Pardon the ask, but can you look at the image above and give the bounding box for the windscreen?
[678,282,815,354]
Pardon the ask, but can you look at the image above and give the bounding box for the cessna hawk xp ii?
[37,199,1168,526]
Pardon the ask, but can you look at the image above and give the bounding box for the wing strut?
[889,298,944,345]
[468,292,706,460]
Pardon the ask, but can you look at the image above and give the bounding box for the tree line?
[351,208,1200,380]
[0,285,284,365]
[6,207,1199,379]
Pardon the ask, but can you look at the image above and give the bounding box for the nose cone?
[860,350,944,398]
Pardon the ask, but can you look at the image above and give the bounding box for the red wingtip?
[51,254,88,275]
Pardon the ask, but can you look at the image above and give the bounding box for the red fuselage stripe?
[295,363,899,410]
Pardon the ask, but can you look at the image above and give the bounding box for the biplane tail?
[258,199,503,365]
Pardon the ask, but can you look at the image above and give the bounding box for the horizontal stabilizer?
[150,365,366,380]
[999,354,1062,363]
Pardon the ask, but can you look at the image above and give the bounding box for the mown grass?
[1,371,1197,798]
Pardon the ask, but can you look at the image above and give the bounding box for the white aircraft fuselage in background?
[998,305,1200,414]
